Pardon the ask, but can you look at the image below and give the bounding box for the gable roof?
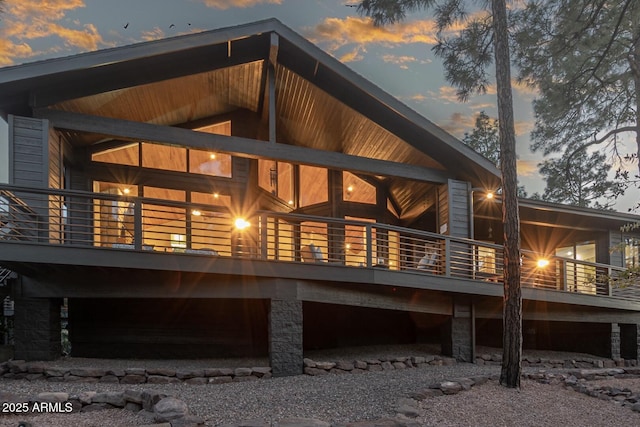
[0,18,502,216]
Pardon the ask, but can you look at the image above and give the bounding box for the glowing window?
[141,143,186,172]
[259,160,294,205]
[300,165,328,207]
[189,149,232,177]
[91,143,139,166]
[343,172,376,204]
[191,191,231,209]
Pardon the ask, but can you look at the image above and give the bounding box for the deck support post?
[611,323,621,361]
[442,297,475,362]
[269,298,303,377]
[13,283,62,360]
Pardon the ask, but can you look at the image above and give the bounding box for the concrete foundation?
[442,298,474,362]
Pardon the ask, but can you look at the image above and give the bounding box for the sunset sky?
[0,0,635,210]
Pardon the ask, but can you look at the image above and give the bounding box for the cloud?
[439,112,476,137]
[0,0,109,65]
[308,16,438,53]
[200,0,282,9]
[141,27,167,42]
[340,46,365,63]
[436,86,461,103]
[514,120,534,137]
[517,159,539,177]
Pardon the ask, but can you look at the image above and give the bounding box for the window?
[259,159,294,205]
[343,172,376,204]
[625,237,639,268]
[189,149,232,177]
[299,165,328,207]
[142,143,187,172]
[91,143,139,166]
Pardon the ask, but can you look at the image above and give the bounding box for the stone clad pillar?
[13,296,62,360]
[620,324,640,363]
[611,323,621,360]
[442,297,475,362]
[269,298,303,377]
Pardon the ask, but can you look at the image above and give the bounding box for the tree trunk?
[492,0,522,388]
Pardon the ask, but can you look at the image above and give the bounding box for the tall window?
[258,159,294,205]
[343,171,376,204]
[625,237,639,268]
[299,165,328,207]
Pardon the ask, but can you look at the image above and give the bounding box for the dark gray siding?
[9,115,49,188]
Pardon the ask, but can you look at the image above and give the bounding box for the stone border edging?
[0,389,204,426]
[303,354,456,376]
[525,367,640,413]
[0,360,271,384]
[476,353,630,369]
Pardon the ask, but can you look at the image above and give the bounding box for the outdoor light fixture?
[485,191,494,199]
[210,153,217,160]
[191,209,202,216]
[123,188,130,195]
[537,259,550,268]
[234,218,250,230]
[213,192,219,199]
[347,185,354,193]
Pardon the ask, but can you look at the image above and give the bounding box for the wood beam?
[37,109,453,184]
[268,33,278,144]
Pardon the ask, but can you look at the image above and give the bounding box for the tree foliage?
[537,151,626,209]
[513,0,640,195]
[357,0,522,388]
[463,111,500,165]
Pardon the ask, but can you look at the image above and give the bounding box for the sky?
[0,0,636,211]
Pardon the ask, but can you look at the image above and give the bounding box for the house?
[0,19,639,376]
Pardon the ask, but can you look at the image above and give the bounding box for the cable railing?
[0,184,636,300]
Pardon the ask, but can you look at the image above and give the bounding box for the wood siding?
[9,115,49,189]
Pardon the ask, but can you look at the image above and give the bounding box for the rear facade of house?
[0,19,639,376]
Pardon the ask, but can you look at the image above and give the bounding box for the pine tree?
[357,0,522,387]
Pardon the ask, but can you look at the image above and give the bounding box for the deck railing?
[0,185,636,300]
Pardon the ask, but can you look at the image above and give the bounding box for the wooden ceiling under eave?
[52,61,264,146]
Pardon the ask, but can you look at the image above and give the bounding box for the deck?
[0,184,638,311]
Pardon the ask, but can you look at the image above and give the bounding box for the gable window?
[259,159,294,205]
[343,171,376,204]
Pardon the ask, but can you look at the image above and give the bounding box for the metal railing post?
[444,238,451,277]
[133,199,142,250]
[366,224,373,267]
[260,214,268,260]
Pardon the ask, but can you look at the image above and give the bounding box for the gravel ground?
[1,345,639,427]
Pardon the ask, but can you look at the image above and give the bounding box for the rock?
[336,361,354,371]
[251,367,272,378]
[44,367,66,377]
[204,368,234,377]
[26,363,45,374]
[354,360,368,370]
[329,368,348,375]
[439,381,463,395]
[218,419,270,427]
[25,373,44,381]
[121,374,146,384]
[35,392,69,403]
[154,397,189,422]
[92,392,126,407]
[409,388,443,400]
[171,414,206,427]
[471,376,489,386]
[70,368,107,377]
[395,405,423,418]
[392,362,407,369]
[234,376,259,382]
[303,358,317,368]
[78,391,96,405]
[107,369,126,377]
[315,362,336,370]
[411,356,425,365]
[234,367,253,377]
[277,417,331,427]
[147,368,176,377]
[124,389,144,404]
[125,368,146,376]
[176,369,205,379]
[99,375,120,383]
[304,367,329,376]
[124,402,143,412]
[148,375,181,384]
[142,391,167,412]
[368,364,383,372]
[365,359,381,365]
[381,361,394,370]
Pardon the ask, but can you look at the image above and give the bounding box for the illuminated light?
[234,218,250,230]
[288,200,294,205]
[567,251,573,256]
[537,259,550,268]
[123,188,130,195]
[210,153,217,159]
[191,209,201,216]
[486,191,494,200]
[213,193,219,199]
[347,185,354,193]
[346,243,351,250]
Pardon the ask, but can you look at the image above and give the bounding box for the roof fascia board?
[36,108,453,184]
[0,18,281,85]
